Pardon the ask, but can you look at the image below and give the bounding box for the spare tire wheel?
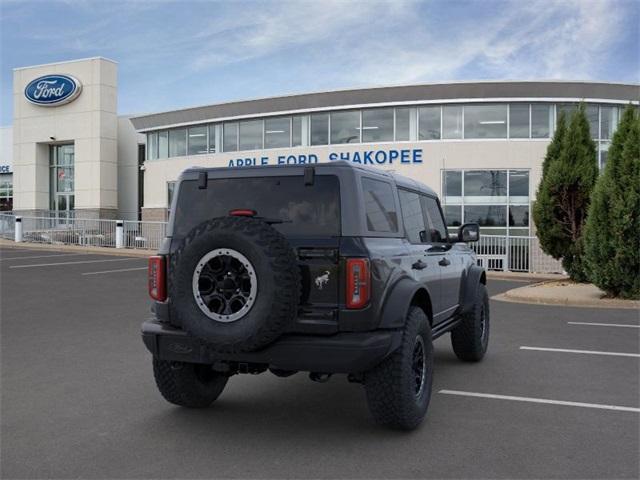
[170,216,300,353]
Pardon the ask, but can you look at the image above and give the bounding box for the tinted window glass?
[395,107,411,141]
[158,131,168,159]
[464,104,507,139]
[208,125,216,153]
[531,104,551,138]
[362,108,393,142]
[586,104,599,139]
[422,196,447,243]
[399,189,427,243]
[223,123,238,152]
[442,106,463,139]
[169,128,187,157]
[331,111,360,144]
[464,205,507,226]
[239,120,263,150]
[509,171,529,198]
[419,106,441,140]
[174,175,340,238]
[443,170,462,197]
[444,205,462,227]
[600,106,618,140]
[509,104,529,138]
[310,113,328,145]
[464,170,507,200]
[361,177,398,233]
[509,206,529,227]
[265,117,291,149]
[147,132,158,160]
[292,116,303,146]
[188,126,207,155]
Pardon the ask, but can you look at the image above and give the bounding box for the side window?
[398,189,427,243]
[361,177,398,233]
[421,196,448,243]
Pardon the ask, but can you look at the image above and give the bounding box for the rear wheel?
[364,306,433,430]
[451,283,490,361]
[153,358,228,408]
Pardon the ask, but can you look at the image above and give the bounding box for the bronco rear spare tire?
[170,216,300,353]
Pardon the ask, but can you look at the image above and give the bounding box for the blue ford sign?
[24,74,82,106]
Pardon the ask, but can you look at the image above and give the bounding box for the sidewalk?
[494,279,640,309]
[0,238,154,257]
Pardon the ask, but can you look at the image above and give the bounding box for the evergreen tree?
[584,106,640,298]
[533,104,598,281]
[532,112,567,259]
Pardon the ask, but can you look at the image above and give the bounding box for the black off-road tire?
[153,358,228,408]
[451,283,490,362]
[170,216,300,353]
[364,306,433,430]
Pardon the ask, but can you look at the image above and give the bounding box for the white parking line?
[520,346,640,358]
[439,390,640,413]
[0,253,87,261]
[82,267,148,276]
[568,321,640,329]
[10,258,143,269]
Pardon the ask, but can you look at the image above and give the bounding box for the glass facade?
[0,173,12,211]
[49,144,75,217]
[442,169,530,236]
[143,102,624,164]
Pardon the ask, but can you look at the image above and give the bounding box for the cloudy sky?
[1,0,638,125]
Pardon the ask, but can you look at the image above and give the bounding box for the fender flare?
[379,277,433,329]
[460,265,486,315]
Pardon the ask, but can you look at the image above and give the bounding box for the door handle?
[412,260,427,270]
[438,257,451,267]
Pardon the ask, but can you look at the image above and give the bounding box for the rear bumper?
[141,320,402,374]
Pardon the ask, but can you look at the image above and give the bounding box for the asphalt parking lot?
[1,245,638,479]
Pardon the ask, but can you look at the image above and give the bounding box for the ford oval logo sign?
[24,74,82,106]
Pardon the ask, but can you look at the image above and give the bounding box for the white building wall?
[12,57,118,216]
[0,126,13,170]
[141,140,549,217]
[117,116,144,219]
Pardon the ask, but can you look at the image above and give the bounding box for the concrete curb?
[487,271,568,282]
[493,281,640,310]
[0,238,154,258]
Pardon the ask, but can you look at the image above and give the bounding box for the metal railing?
[2,214,564,272]
[20,216,118,247]
[123,220,167,251]
[0,213,15,240]
[472,235,564,274]
[0,213,168,251]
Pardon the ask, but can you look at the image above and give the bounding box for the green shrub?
[584,106,640,299]
[533,105,598,281]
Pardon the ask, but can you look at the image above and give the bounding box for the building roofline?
[130,80,639,131]
[13,56,118,71]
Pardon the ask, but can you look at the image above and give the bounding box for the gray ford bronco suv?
[142,161,489,430]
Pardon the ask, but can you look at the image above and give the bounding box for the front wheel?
[451,283,490,362]
[153,358,228,408]
[364,306,433,430]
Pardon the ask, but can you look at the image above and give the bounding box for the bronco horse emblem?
[314,271,330,290]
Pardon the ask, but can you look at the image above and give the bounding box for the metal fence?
[1,214,563,272]
[20,216,118,247]
[0,214,167,251]
[472,235,564,274]
[0,213,15,240]
[123,220,167,250]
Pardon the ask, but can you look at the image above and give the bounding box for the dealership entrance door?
[50,144,75,221]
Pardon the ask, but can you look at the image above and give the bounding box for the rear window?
[173,175,340,237]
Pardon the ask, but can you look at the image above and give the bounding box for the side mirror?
[458,223,480,243]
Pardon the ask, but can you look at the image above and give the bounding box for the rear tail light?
[148,255,167,301]
[346,258,370,309]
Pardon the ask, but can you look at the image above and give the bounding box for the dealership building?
[4,57,638,239]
